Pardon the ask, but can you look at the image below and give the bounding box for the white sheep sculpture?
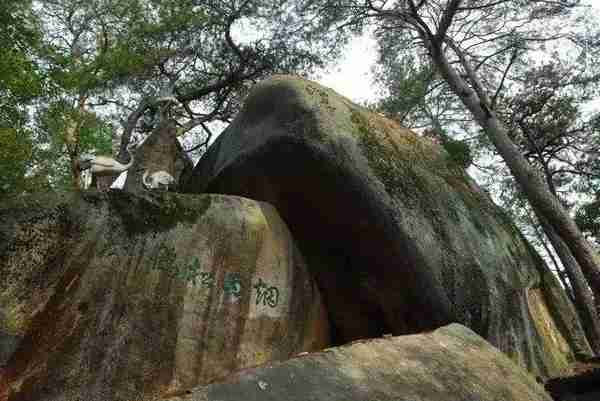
[142,170,176,191]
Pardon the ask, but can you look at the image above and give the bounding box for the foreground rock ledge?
[0,191,329,401]
[182,75,590,377]
[165,324,553,401]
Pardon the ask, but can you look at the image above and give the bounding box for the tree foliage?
[0,0,338,192]
[0,0,48,197]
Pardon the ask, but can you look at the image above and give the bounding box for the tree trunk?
[65,94,88,190]
[65,121,82,190]
[537,167,600,354]
[428,42,600,303]
[529,213,575,303]
[537,214,600,354]
[70,157,82,190]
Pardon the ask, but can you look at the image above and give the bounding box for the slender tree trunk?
[536,214,600,354]
[65,120,83,190]
[428,41,600,302]
[536,168,600,354]
[70,157,83,189]
[529,213,575,302]
[65,94,88,190]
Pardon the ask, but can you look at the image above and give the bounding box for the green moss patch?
[350,109,464,222]
[108,191,212,236]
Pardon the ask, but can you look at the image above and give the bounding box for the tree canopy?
[0,0,47,194]
[0,0,341,194]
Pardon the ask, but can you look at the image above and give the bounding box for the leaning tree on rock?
[290,0,600,353]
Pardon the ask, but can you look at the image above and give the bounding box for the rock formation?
[123,119,193,194]
[183,75,591,378]
[0,75,592,400]
[163,324,553,401]
[0,191,329,401]
[546,359,600,401]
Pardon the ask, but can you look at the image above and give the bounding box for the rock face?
[124,119,193,194]
[183,75,591,378]
[546,367,600,401]
[0,191,329,401]
[164,324,553,401]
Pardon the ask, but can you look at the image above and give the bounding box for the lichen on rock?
[165,324,554,401]
[183,75,591,378]
[0,191,329,401]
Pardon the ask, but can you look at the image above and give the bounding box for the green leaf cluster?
[0,0,43,125]
[0,128,52,198]
[441,137,473,169]
[576,200,600,243]
[0,1,50,196]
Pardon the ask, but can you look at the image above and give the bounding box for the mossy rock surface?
[0,191,329,401]
[183,75,590,378]
[165,324,553,401]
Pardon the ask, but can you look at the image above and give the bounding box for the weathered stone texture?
[183,75,590,378]
[0,192,329,401]
[165,324,553,401]
[123,119,193,194]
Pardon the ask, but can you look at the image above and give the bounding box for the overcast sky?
[318,33,379,105]
[317,0,600,106]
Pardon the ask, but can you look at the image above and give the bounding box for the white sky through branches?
[317,32,379,105]
[308,1,600,278]
[118,1,600,190]
[317,0,600,106]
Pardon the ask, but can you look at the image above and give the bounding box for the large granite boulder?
[165,324,553,401]
[0,191,329,401]
[183,75,591,378]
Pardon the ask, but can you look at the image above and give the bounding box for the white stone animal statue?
[142,170,176,191]
[79,142,136,175]
[78,142,137,189]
